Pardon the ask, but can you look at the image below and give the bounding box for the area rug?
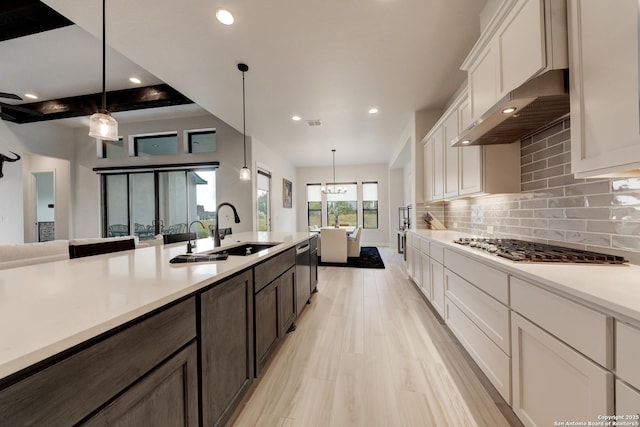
[318,246,385,269]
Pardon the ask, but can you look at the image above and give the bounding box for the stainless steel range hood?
[451,69,569,147]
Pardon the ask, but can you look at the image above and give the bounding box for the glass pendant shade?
[239,166,251,181]
[89,112,118,141]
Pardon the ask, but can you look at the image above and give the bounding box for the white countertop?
[409,229,640,325]
[0,231,312,380]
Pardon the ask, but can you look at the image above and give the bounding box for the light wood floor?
[230,247,522,427]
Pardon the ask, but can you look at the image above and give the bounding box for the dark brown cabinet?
[253,247,296,376]
[200,270,254,427]
[0,298,198,427]
[83,342,198,427]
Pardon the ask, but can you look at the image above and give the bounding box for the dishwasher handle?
[296,244,310,255]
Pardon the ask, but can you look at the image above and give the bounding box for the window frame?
[133,132,179,156]
[306,183,322,229]
[362,181,379,229]
[187,129,217,154]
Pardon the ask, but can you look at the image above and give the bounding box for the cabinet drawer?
[616,321,640,390]
[511,277,613,369]
[445,297,511,403]
[419,238,430,255]
[445,269,510,355]
[444,249,509,304]
[430,242,445,264]
[616,380,640,418]
[512,312,613,426]
[254,248,295,293]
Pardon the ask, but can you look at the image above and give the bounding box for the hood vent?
[452,69,569,147]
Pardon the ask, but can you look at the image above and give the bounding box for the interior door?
[34,171,55,242]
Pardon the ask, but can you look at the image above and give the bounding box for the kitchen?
[1,0,640,426]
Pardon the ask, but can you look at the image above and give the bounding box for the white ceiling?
[4,0,486,167]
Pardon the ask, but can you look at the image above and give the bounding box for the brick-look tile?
[436,119,639,259]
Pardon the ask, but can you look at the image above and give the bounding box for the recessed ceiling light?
[216,9,234,25]
[24,93,38,100]
[292,115,301,121]
[129,77,141,84]
[368,108,379,114]
[502,107,517,114]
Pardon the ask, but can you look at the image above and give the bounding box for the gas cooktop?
[453,238,628,264]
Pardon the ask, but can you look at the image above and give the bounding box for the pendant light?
[89,0,118,141]
[238,63,251,181]
[321,149,347,194]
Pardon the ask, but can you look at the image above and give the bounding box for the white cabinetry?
[429,242,445,317]
[511,313,613,427]
[568,0,640,177]
[616,321,640,416]
[422,88,520,202]
[462,0,567,122]
[616,380,640,418]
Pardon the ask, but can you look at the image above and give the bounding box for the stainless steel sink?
[210,243,280,256]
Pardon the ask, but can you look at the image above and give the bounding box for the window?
[100,165,217,240]
[362,182,378,229]
[257,170,271,231]
[101,137,124,159]
[187,129,216,153]
[134,133,179,156]
[326,183,357,227]
[307,184,322,229]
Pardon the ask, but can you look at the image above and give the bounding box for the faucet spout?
[213,202,241,247]
[186,220,206,254]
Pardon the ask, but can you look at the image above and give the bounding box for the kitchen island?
[0,231,316,426]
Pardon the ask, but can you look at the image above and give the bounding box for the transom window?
[133,133,179,156]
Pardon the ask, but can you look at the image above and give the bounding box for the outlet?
[487,225,494,235]
[453,222,458,229]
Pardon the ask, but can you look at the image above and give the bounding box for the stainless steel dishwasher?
[295,241,311,316]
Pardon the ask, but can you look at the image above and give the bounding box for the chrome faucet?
[213,202,241,247]
[186,220,206,254]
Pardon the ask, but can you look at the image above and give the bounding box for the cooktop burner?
[453,238,628,264]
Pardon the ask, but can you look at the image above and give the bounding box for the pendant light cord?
[101,0,107,113]
[242,70,247,168]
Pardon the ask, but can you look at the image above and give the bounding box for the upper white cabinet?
[422,88,520,202]
[462,0,568,122]
[568,0,640,177]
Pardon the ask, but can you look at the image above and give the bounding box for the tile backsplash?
[416,118,640,264]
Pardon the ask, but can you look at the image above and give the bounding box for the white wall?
[251,137,297,232]
[296,163,389,247]
[72,113,253,238]
[0,120,74,244]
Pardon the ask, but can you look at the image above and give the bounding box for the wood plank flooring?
[230,247,522,427]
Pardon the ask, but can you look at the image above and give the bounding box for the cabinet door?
[200,271,253,427]
[430,259,444,317]
[279,267,296,335]
[255,280,279,376]
[423,138,434,202]
[432,128,445,200]
[511,313,614,427]
[443,110,460,199]
[569,0,640,176]
[419,251,431,299]
[498,0,545,95]
[616,380,640,418]
[458,145,483,195]
[469,40,498,121]
[84,343,199,427]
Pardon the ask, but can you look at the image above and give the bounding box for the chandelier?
[321,149,347,194]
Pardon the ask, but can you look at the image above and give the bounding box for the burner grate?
[453,238,627,264]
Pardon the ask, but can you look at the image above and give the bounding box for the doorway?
[257,169,271,231]
[34,171,55,242]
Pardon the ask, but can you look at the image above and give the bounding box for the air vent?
[306,120,321,127]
